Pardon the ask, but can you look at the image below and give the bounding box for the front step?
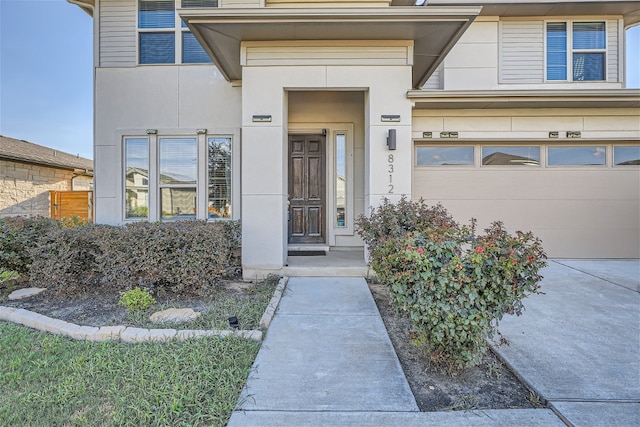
[287,244,329,256]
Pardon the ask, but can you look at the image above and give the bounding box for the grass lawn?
[0,322,260,426]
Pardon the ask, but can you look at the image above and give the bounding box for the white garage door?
[412,143,640,258]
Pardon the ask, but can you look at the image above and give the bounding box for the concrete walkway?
[492,259,640,427]
[228,277,562,426]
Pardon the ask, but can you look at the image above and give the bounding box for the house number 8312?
[388,154,394,194]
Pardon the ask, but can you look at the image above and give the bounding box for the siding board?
[607,19,619,82]
[500,20,544,84]
[422,65,442,89]
[99,0,137,67]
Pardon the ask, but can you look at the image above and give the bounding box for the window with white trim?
[123,133,233,221]
[125,138,150,219]
[138,0,216,65]
[207,137,232,219]
[159,137,197,220]
[546,21,606,81]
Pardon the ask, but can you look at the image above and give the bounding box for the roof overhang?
[424,0,640,26]
[408,89,640,109]
[179,7,481,88]
[67,0,95,17]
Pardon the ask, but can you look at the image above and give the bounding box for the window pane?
[573,22,605,50]
[335,134,347,227]
[139,0,175,29]
[208,137,232,219]
[125,138,149,219]
[140,32,175,64]
[482,146,540,166]
[547,22,567,81]
[614,146,640,166]
[159,138,197,184]
[182,32,212,63]
[182,0,218,7]
[548,146,606,166]
[416,146,474,166]
[573,53,605,81]
[161,188,196,220]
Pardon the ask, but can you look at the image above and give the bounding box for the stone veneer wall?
[0,159,74,218]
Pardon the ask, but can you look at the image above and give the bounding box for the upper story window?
[546,21,606,81]
[138,0,216,65]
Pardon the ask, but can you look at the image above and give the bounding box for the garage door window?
[482,146,540,166]
[416,146,474,166]
[614,146,640,166]
[548,146,606,166]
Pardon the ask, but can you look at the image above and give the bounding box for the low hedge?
[27,220,241,296]
[0,217,59,274]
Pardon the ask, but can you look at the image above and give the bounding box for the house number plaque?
[388,154,394,194]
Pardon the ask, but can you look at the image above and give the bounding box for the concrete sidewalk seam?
[551,260,640,294]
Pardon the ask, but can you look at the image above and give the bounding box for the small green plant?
[119,288,157,312]
[448,394,479,411]
[0,270,20,283]
[528,391,544,408]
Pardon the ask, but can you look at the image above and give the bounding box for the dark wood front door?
[288,134,326,244]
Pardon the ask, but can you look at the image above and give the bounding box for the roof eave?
[67,0,95,17]
[180,6,482,89]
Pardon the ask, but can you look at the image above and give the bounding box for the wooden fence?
[50,190,93,221]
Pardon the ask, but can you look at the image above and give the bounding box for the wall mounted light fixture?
[196,129,207,135]
[381,115,401,122]
[146,129,157,135]
[422,132,433,138]
[549,131,559,138]
[567,131,582,138]
[252,115,272,123]
[387,129,397,150]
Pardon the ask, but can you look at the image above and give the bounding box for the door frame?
[288,123,355,246]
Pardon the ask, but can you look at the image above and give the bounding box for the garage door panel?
[413,169,638,201]
[413,166,639,258]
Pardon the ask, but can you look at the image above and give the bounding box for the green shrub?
[59,215,91,228]
[0,217,59,274]
[27,220,242,296]
[355,197,458,254]
[98,220,241,294]
[358,199,546,372]
[119,287,157,312]
[28,224,111,293]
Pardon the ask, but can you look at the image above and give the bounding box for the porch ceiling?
[179,7,481,88]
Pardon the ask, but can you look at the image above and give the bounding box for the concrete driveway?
[492,259,640,427]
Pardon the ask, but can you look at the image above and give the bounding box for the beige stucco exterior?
[70,0,640,277]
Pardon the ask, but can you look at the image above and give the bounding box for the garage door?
[412,143,640,258]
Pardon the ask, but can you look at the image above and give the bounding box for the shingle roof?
[0,135,93,172]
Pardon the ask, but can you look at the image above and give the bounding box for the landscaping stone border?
[0,277,287,344]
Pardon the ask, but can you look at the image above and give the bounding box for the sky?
[0,0,639,162]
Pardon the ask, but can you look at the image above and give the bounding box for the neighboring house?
[68,0,640,278]
[0,135,93,218]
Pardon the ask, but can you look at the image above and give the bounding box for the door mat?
[287,251,326,256]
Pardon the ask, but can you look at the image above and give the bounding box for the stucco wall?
[93,65,242,224]
[0,159,73,218]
